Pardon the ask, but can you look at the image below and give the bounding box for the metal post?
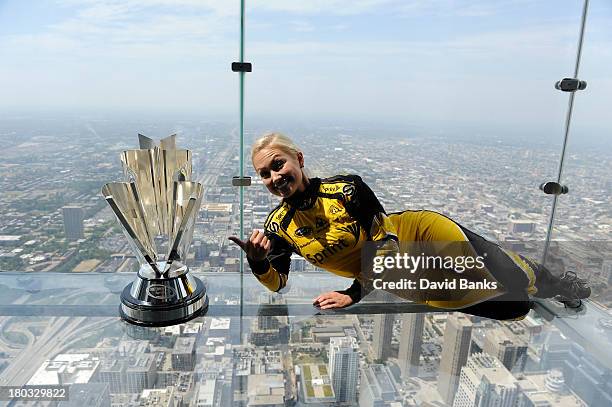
[542,0,589,265]
[239,0,246,340]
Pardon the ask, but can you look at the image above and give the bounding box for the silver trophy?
[102,134,208,326]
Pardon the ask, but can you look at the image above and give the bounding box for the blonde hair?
[251,132,302,164]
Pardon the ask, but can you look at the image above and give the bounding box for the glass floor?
[0,272,611,406]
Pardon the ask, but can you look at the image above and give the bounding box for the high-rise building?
[329,336,359,404]
[359,364,402,407]
[437,314,473,405]
[125,354,157,394]
[58,383,110,407]
[398,313,424,378]
[62,205,85,240]
[540,330,571,371]
[483,327,528,372]
[195,379,217,407]
[372,314,394,361]
[250,294,289,346]
[96,360,125,393]
[516,371,587,407]
[453,353,519,407]
[94,340,158,395]
[172,337,196,371]
[193,240,207,261]
[561,343,612,406]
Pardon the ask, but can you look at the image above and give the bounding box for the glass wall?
[0,1,611,406]
[548,0,612,310]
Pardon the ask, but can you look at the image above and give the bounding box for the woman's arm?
[336,175,400,303]
[334,279,363,304]
[229,229,292,292]
[246,232,292,292]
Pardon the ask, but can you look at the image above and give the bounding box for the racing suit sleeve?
[336,175,400,303]
[247,232,292,292]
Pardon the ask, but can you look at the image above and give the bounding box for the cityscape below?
[0,115,610,406]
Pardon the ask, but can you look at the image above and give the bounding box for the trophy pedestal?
[119,262,208,327]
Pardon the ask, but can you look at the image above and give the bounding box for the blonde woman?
[229,133,590,320]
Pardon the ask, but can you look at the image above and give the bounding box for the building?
[247,373,285,406]
[250,294,289,346]
[300,364,335,404]
[603,259,612,285]
[359,364,402,407]
[398,313,424,378]
[193,240,207,261]
[28,354,100,386]
[372,313,394,361]
[540,330,571,371]
[139,386,176,407]
[437,314,473,405]
[509,220,536,234]
[516,371,587,406]
[194,379,217,407]
[96,359,125,393]
[560,343,612,406]
[96,354,157,394]
[0,235,21,246]
[329,336,359,404]
[125,353,157,394]
[453,353,519,407]
[172,337,197,371]
[483,327,528,372]
[58,383,110,407]
[62,205,85,240]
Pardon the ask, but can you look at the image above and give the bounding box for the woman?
[229,133,591,320]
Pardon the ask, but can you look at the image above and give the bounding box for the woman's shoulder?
[319,174,367,200]
[263,201,290,233]
[320,173,362,184]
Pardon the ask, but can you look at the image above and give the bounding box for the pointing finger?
[228,236,246,250]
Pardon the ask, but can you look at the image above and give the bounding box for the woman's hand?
[313,292,354,310]
[228,229,271,261]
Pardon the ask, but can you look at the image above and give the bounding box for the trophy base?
[119,264,208,327]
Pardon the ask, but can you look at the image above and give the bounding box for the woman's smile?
[253,147,306,198]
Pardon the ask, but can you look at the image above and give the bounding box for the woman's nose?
[271,171,283,183]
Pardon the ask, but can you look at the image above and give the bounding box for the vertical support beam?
[542,0,589,265]
[239,0,246,341]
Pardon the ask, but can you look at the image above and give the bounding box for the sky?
[0,0,611,137]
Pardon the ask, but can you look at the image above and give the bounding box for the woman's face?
[253,147,306,198]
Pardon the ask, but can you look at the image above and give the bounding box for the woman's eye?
[272,160,284,170]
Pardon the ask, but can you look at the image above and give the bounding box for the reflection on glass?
[0,273,611,405]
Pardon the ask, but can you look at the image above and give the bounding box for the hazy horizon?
[1,0,611,138]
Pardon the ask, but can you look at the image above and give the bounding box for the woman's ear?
[297,151,304,168]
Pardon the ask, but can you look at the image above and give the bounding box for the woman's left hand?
[313,292,353,309]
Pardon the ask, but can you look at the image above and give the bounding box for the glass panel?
[548,0,612,309]
[244,0,582,259]
[1,1,610,406]
[1,273,611,406]
[0,2,239,278]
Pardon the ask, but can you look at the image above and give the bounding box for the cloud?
[289,21,316,33]
[1,0,610,125]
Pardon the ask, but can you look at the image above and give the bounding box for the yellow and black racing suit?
[247,174,544,320]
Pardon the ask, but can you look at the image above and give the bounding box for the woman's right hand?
[228,229,271,261]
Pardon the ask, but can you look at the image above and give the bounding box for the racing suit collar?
[284,177,321,210]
